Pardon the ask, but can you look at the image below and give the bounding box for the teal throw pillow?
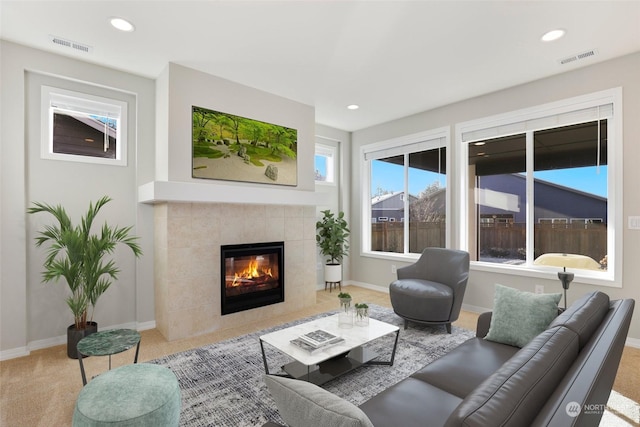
[485,284,562,348]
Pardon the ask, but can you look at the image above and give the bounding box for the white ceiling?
[1,1,639,132]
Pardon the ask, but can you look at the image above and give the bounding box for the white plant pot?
[324,263,342,282]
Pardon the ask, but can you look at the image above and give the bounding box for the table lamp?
[557,266,574,310]
[533,253,576,309]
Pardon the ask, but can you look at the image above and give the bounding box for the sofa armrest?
[476,312,492,338]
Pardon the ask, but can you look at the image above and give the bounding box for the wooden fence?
[371,221,607,263]
[371,222,445,253]
[479,222,607,262]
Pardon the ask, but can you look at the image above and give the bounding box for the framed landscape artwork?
[192,106,297,186]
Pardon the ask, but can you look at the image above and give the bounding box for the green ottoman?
[73,363,181,427]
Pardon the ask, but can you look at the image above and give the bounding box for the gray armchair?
[389,248,470,333]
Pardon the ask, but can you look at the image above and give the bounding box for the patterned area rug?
[151,305,475,426]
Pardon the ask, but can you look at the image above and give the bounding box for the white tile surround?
[153,202,318,341]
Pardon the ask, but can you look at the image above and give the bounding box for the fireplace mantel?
[138,180,328,206]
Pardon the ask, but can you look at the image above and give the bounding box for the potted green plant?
[355,302,369,326]
[28,196,142,358]
[316,209,350,284]
[337,292,352,312]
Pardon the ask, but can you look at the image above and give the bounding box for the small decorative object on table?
[355,303,369,326]
[337,292,352,312]
[337,292,353,328]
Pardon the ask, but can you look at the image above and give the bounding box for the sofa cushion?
[359,377,463,427]
[485,284,561,348]
[411,336,519,398]
[263,375,373,427]
[548,291,610,350]
[445,326,579,427]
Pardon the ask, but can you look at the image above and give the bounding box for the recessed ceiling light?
[347,104,359,110]
[541,29,565,42]
[110,17,135,32]
[473,141,486,146]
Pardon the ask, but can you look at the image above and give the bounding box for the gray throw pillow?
[264,375,374,427]
[485,284,561,348]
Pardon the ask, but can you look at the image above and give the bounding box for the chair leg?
[404,319,409,330]
[445,323,452,334]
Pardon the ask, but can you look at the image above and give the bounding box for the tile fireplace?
[152,202,317,341]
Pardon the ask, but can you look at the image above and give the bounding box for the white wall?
[0,41,155,357]
[350,52,640,341]
[159,63,315,190]
[315,124,352,285]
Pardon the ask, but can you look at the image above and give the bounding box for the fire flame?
[231,258,273,287]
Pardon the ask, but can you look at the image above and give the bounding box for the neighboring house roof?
[478,173,607,222]
[371,191,403,206]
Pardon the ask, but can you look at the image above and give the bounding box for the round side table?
[77,328,141,385]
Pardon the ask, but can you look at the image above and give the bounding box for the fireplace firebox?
[221,242,285,315]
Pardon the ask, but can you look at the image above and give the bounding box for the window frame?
[41,86,128,166]
[361,127,450,260]
[456,88,622,287]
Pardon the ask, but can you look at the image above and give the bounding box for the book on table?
[298,329,343,348]
[290,336,345,354]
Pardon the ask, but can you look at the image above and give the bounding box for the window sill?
[470,261,620,288]
[360,250,420,264]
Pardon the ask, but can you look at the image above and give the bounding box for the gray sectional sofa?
[264,290,634,427]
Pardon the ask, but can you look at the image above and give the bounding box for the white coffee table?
[259,314,400,385]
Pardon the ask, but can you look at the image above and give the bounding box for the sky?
[370,161,607,199]
[315,155,608,199]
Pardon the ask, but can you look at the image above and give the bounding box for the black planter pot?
[67,321,98,359]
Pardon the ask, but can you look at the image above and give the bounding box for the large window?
[362,128,449,255]
[459,88,621,284]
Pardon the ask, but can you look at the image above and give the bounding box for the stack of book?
[290,329,344,353]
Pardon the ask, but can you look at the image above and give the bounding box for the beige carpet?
[1,286,638,426]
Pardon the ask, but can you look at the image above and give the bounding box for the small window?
[315,145,335,183]
[41,86,127,166]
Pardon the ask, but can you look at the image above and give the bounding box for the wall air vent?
[49,35,92,54]
[559,49,597,65]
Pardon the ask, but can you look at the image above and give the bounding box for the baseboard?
[1,320,157,361]
[345,280,390,293]
[137,320,156,331]
[0,346,30,361]
[625,337,640,349]
[461,303,491,314]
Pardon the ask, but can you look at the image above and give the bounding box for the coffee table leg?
[389,329,400,366]
[259,339,270,375]
[367,329,400,366]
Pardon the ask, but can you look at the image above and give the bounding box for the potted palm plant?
[28,196,142,358]
[316,209,350,284]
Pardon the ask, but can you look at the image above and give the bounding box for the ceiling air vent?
[559,49,597,65]
[49,35,92,54]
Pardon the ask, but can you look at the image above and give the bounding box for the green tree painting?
[192,106,297,186]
